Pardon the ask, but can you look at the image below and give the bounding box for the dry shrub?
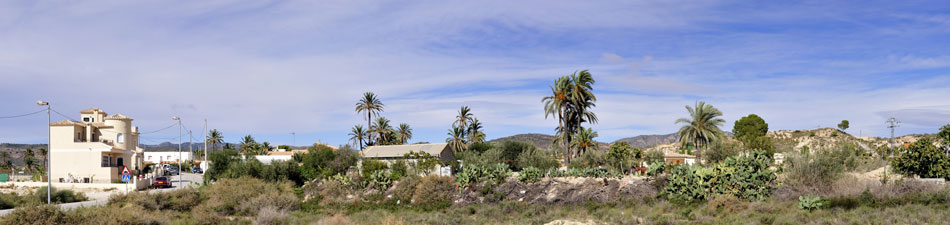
[412,175,456,209]
[315,214,353,225]
[390,175,420,201]
[66,205,172,225]
[190,203,225,225]
[312,180,351,205]
[254,206,290,225]
[775,174,948,200]
[706,194,749,214]
[108,188,201,212]
[241,191,299,216]
[199,177,296,216]
[0,204,69,225]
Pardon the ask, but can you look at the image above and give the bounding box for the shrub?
[797,195,826,211]
[368,170,393,190]
[255,206,290,225]
[391,175,421,202]
[783,149,844,189]
[412,176,456,210]
[198,178,296,216]
[644,149,665,164]
[662,152,776,202]
[515,148,560,171]
[499,141,535,170]
[705,140,741,164]
[390,159,409,179]
[892,138,950,180]
[545,167,621,178]
[240,191,299,215]
[361,159,388,178]
[518,167,544,183]
[218,158,304,186]
[34,186,87,204]
[0,204,70,225]
[645,162,665,177]
[569,150,607,169]
[299,144,359,181]
[607,142,633,173]
[456,163,510,189]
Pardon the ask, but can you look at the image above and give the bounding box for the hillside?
[615,133,679,149]
[488,133,610,151]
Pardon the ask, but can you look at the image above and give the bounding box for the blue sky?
[1,1,949,146]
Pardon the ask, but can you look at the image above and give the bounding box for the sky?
[1,0,949,147]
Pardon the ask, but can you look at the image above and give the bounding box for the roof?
[105,114,133,120]
[664,152,696,158]
[50,120,85,127]
[268,150,308,156]
[362,143,450,158]
[80,107,106,114]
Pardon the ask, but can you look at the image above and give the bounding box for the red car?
[153,176,171,188]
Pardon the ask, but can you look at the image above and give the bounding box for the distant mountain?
[615,133,679,149]
[488,133,610,151]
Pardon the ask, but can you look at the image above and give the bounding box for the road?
[0,172,204,216]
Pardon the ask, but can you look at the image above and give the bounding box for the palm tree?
[572,128,599,157]
[372,117,394,145]
[397,123,413,145]
[543,71,598,163]
[454,106,474,132]
[467,118,485,144]
[240,135,257,154]
[675,101,726,165]
[349,125,368,150]
[207,129,224,153]
[23,149,36,174]
[446,125,467,152]
[38,148,47,171]
[355,92,384,140]
[261,142,273,152]
[544,76,572,161]
[0,152,10,170]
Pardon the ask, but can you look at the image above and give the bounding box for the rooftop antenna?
[886,117,900,148]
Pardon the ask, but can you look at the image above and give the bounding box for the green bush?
[607,142,633,173]
[518,167,544,183]
[645,162,666,177]
[412,176,456,210]
[892,138,950,180]
[662,151,776,202]
[569,150,607,169]
[218,159,305,186]
[545,167,621,179]
[391,175,421,202]
[515,148,560,171]
[34,187,87,204]
[783,148,844,188]
[368,170,393,190]
[797,195,826,211]
[0,204,70,225]
[361,159,389,178]
[390,159,409,179]
[109,188,201,212]
[456,163,510,189]
[499,141,535,170]
[198,177,296,216]
[705,140,741,164]
[645,149,665,164]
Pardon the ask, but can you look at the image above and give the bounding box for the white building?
[144,151,193,164]
[49,108,145,183]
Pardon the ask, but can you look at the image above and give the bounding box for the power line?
[0,109,46,119]
[140,122,178,134]
[50,108,79,121]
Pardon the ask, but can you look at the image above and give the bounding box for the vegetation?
[662,151,776,202]
[892,138,949,180]
[543,70,598,164]
[838,120,850,131]
[355,92,385,144]
[606,141,633,173]
[348,125,368,150]
[676,101,726,164]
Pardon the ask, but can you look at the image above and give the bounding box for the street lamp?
[36,101,51,204]
[172,116,182,188]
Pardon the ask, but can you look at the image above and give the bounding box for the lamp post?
[172,116,182,188]
[36,101,51,204]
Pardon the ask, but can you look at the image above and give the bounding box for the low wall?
[7,175,154,191]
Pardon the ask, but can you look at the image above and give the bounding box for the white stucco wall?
[143,152,193,164]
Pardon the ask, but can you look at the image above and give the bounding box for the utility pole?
[291,132,296,147]
[188,130,193,169]
[203,119,207,161]
[886,118,900,148]
[36,101,51,204]
[172,116,182,188]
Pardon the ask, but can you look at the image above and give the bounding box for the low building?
[361,143,456,176]
[255,149,307,164]
[49,108,145,183]
[144,151,193,164]
[664,152,696,165]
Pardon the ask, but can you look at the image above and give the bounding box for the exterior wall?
[254,155,293,164]
[144,152,193,164]
[104,119,132,150]
[51,150,122,183]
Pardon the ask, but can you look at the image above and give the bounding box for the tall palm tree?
[240,135,257,154]
[355,92,384,140]
[261,142,273,151]
[207,129,224,153]
[572,128,599,157]
[454,106,474,132]
[23,149,36,173]
[1,152,10,170]
[675,101,726,165]
[349,125,368,150]
[467,118,485,144]
[446,125,467,152]
[397,123,413,144]
[38,148,47,171]
[372,117,394,145]
[543,76,572,161]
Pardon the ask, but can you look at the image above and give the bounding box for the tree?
[207,129,224,153]
[454,106,474,133]
[571,128,599,156]
[0,152,10,170]
[261,142,273,152]
[733,114,768,142]
[38,148,47,171]
[349,125,368,150]
[22,149,36,174]
[543,70,598,163]
[240,135,257,155]
[447,125,467,152]
[675,101,726,165]
[607,142,632,173]
[372,117,394,145]
[891,138,949,180]
[355,92,384,140]
[397,123,413,145]
[543,76,572,162]
[938,124,950,153]
[467,118,485,144]
[838,120,850,131]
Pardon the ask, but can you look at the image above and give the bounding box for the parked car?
[164,165,179,176]
[192,166,203,174]
[153,176,171,188]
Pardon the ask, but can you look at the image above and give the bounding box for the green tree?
[543,76,572,162]
[467,118,486,144]
[607,142,632,173]
[938,124,950,152]
[22,149,36,174]
[838,120,850,131]
[372,117,395,145]
[349,125,368,150]
[397,123,413,145]
[0,152,10,170]
[733,114,768,142]
[405,151,440,175]
[543,70,598,163]
[676,101,726,165]
[239,135,257,155]
[207,129,224,153]
[355,92,385,141]
[454,106,474,133]
[892,138,949,180]
[447,125,467,152]
[571,128,599,156]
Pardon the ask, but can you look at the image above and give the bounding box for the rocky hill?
[488,133,610,151]
[615,133,679,149]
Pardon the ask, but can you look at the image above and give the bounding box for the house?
[49,108,145,183]
[254,142,339,164]
[664,152,696,165]
[361,143,456,176]
[144,151,193,164]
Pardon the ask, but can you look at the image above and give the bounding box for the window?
[102,156,111,167]
[116,158,124,168]
[83,117,90,122]
[117,133,125,143]
[77,132,82,141]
